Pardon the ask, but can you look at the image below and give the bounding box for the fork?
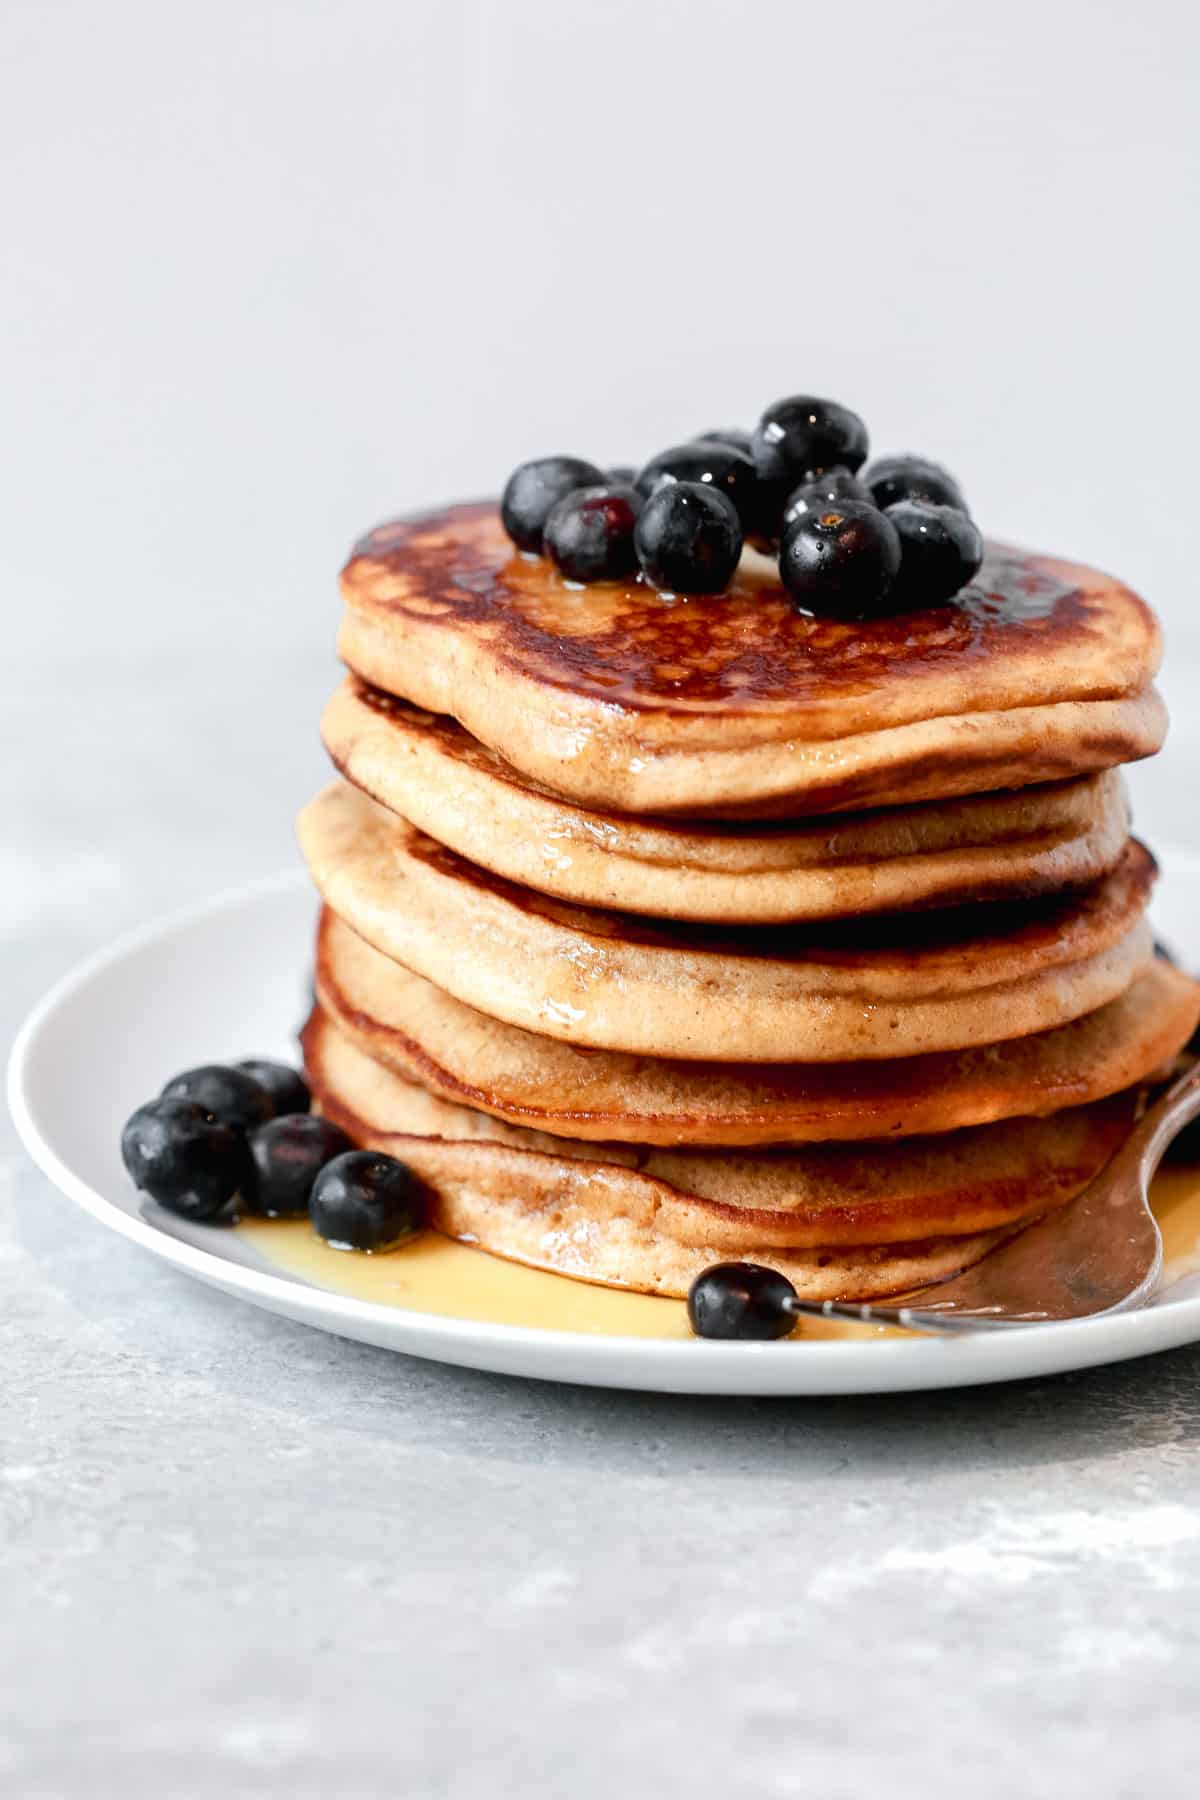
[783,1058,1200,1335]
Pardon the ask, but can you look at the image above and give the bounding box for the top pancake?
[339,502,1165,817]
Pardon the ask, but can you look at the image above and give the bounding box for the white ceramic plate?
[9,853,1200,1395]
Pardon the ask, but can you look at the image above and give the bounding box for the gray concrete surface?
[6,651,1200,1799]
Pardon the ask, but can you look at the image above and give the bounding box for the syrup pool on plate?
[237,1159,1200,1341]
[235,1219,889,1340]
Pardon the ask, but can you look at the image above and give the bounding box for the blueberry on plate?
[780,465,872,532]
[606,463,638,485]
[635,440,761,532]
[236,1058,311,1117]
[244,1114,354,1217]
[543,485,642,582]
[693,427,753,457]
[121,1097,249,1222]
[687,1262,798,1340]
[888,500,984,605]
[862,454,967,514]
[501,456,606,553]
[751,395,870,496]
[309,1150,424,1252]
[161,1063,274,1132]
[634,482,743,595]
[779,498,902,618]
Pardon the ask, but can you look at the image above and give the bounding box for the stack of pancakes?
[297,502,1199,1299]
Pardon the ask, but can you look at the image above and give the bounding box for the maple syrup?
[236,1163,1200,1342]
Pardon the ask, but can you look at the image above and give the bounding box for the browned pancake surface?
[344,503,1159,731]
[339,504,1164,815]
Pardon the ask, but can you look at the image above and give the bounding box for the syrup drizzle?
[343,503,1138,720]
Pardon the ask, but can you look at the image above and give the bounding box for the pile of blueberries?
[500,393,983,619]
[120,1060,421,1251]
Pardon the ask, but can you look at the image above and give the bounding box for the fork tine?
[782,1297,1036,1335]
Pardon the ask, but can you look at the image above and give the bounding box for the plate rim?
[9,853,1200,1395]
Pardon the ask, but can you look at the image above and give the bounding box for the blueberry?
[543,485,641,582]
[693,428,753,457]
[862,454,967,514]
[779,498,902,618]
[501,456,605,553]
[781,466,872,532]
[634,482,743,595]
[888,500,984,605]
[236,1058,311,1117]
[751,396,870,500]
[244,1114,354,1217]
[635,441,761,532]
[687,1262,797,1340]
[309,1150,423,1252]
[606,464,638,485]
[121,1097,248,1221]
[161,1064,273,1132]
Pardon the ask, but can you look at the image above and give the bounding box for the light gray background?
[5,6,1200,1797]
[5,1,1200,665]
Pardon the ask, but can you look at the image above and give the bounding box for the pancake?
[315,908,1199,1146]
[323,679,1133,923]
[339,503,1165,817]
[297,780,1157,1061]
[301,1006,1137,1299]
